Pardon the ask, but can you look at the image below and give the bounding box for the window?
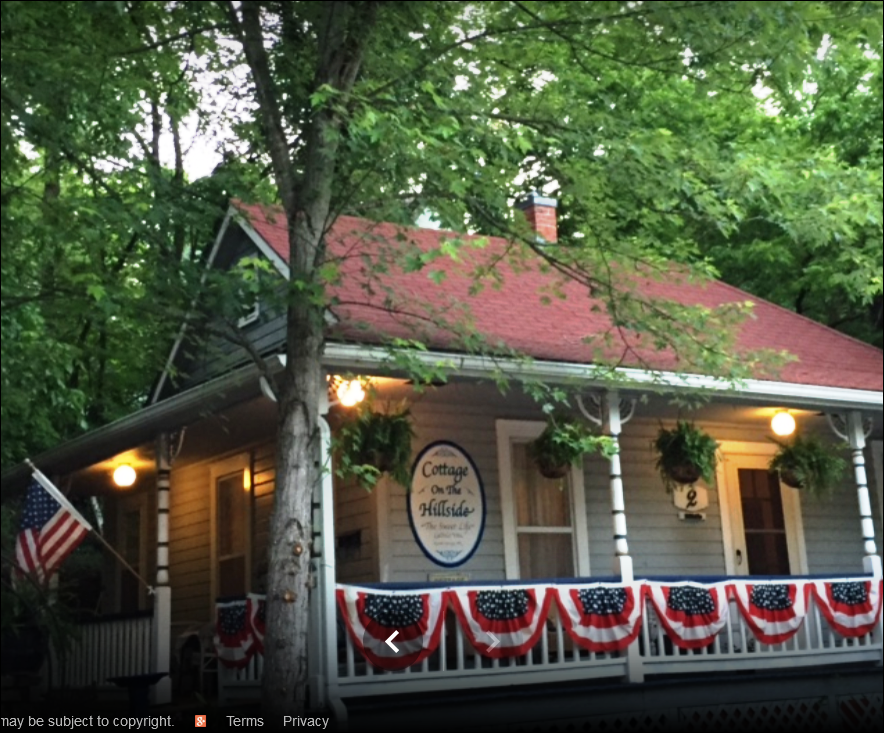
[496,420,591,579]
[211,455,252,600]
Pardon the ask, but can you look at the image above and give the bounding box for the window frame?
[210,453,252,606]
[496,419,591,579]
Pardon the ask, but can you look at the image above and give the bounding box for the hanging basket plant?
[655,421,718,492]
[769,434,846,496]
[530,413,617,480]
[336,402,414,490]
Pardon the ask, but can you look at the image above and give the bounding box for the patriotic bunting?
[553,583,643,652]
[248,593,266,655]
[812,579,883,637]
[644,582,730,649]
[729,581,811,645]
[214,598,255,668]
[336,586,447,670]
[448,586,553,658]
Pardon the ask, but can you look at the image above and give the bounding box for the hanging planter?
[530,413,617,480]
[655,421,718,492]
[769,434,846,496]
[337,402,414,490]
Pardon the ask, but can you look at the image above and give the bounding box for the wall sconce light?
[113,464,137,487]
[771,411,796,437]
[332,377,366,407]
[243,467,252,492]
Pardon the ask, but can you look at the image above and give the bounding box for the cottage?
[3,197,881,730]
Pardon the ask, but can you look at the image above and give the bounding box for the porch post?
[845,412,881,578]
[316,392,347,722]
[605,391,633,582]
[603,391,643,683]
[152,433,173,704]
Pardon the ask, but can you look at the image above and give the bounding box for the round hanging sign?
[407,441,485,567]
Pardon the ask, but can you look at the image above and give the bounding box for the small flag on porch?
[15,475,92,585]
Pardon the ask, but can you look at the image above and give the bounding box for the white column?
[846,412,881,578]
[317,393,347,723]
[151,433,172,704]
[606,391,633,582]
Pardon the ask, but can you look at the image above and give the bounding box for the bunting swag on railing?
[811,579,883,637]
[336,585,447,670]
[448,586,553,658]
[730,580,811,645]
[248,592,266,655]
[553,583,644,652]
[214,598,255,668]
[644,581,730,650]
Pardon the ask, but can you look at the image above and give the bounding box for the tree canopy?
[2,0,882,715]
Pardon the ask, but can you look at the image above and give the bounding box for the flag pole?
[26,459,155,594]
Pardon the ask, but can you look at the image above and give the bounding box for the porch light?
[113,464,137,487]
[335,378,366,407]
[243,467,252,491]
[771,411,796,436]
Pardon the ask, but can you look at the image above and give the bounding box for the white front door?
[717,442,808,576]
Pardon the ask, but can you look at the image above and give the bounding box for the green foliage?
[531,413,617,479]
[654,421,719,492]
[770,434,847,497]
[335,402,414,490]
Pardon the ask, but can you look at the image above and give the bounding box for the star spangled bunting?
[811,579,883,637]
[336,585,447,670]
[214,598,255,668]
[729,580,810,645]
[553,583,643,652]
[15,477,91,584]
[448,586,552,658]
[248,593,266,655]
[644,581,729,650]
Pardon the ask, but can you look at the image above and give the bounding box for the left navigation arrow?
[385,630,400,653]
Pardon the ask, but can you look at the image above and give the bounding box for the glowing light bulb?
[336,379,365,407]
[113,464,137,487]
[771,411,796,436]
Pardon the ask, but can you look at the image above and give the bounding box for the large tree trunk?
[231,1,378,717]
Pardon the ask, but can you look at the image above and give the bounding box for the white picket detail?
[52,612,152,689]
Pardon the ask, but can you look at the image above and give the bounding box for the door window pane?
[513,443,571,527]
[739,468,789,575]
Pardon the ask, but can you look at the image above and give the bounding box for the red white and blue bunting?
[448,586,553,658]
[214,598,256,668]
[214,593,267,668]
[553,583,644,652]
[730,580,811,645]
[248,592,266,655]
[811,578,883,637]
[336,585,448,670]
[644,581,730,650]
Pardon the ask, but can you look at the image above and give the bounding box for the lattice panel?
[839,693,884,730]
[678,698,830,731]
[506,712,672,733]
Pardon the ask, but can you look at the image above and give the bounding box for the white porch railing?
[50,611,153,689]
[331,576,883,700]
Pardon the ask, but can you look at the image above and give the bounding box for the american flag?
[15,473,91,584]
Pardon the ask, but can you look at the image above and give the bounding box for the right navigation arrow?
[486,632,500,651]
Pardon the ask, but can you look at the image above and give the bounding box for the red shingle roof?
[237,202,882,392]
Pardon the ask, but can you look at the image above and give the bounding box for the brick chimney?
[517,193,558,243]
